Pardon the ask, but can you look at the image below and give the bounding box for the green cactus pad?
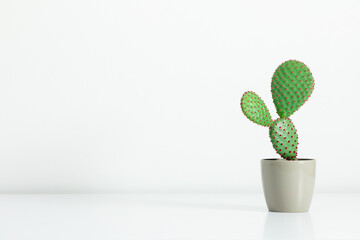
[269,118,298,160]
[241,91,273,127]
[271,60,315,118]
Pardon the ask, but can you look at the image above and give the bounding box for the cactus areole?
[240,60,314,160]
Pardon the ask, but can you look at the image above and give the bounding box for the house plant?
[240,60,316,212]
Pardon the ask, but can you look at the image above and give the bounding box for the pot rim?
[262,158,315,161]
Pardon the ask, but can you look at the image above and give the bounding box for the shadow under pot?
[261,158,316,212]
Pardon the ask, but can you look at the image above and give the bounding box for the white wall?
[0,0,359,193]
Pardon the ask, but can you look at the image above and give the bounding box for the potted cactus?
[240,60,316,212]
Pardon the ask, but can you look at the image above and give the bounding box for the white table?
[0,193,358,239]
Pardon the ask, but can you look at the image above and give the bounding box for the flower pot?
[261,158,316,212]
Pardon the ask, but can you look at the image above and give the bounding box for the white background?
[0,0,359,193]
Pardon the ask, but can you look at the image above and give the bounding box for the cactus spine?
[240,60,314,160]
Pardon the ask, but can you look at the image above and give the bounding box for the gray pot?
[261,159,316,212]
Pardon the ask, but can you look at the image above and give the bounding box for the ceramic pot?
[261,158,316,212]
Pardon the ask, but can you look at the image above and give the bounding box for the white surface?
[1,0,360,193]
[0,193,359,240]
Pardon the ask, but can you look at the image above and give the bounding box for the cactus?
[241,91,273,127]
[271,60,315,118]
[240,60,314,160]
[269,118,298,160]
